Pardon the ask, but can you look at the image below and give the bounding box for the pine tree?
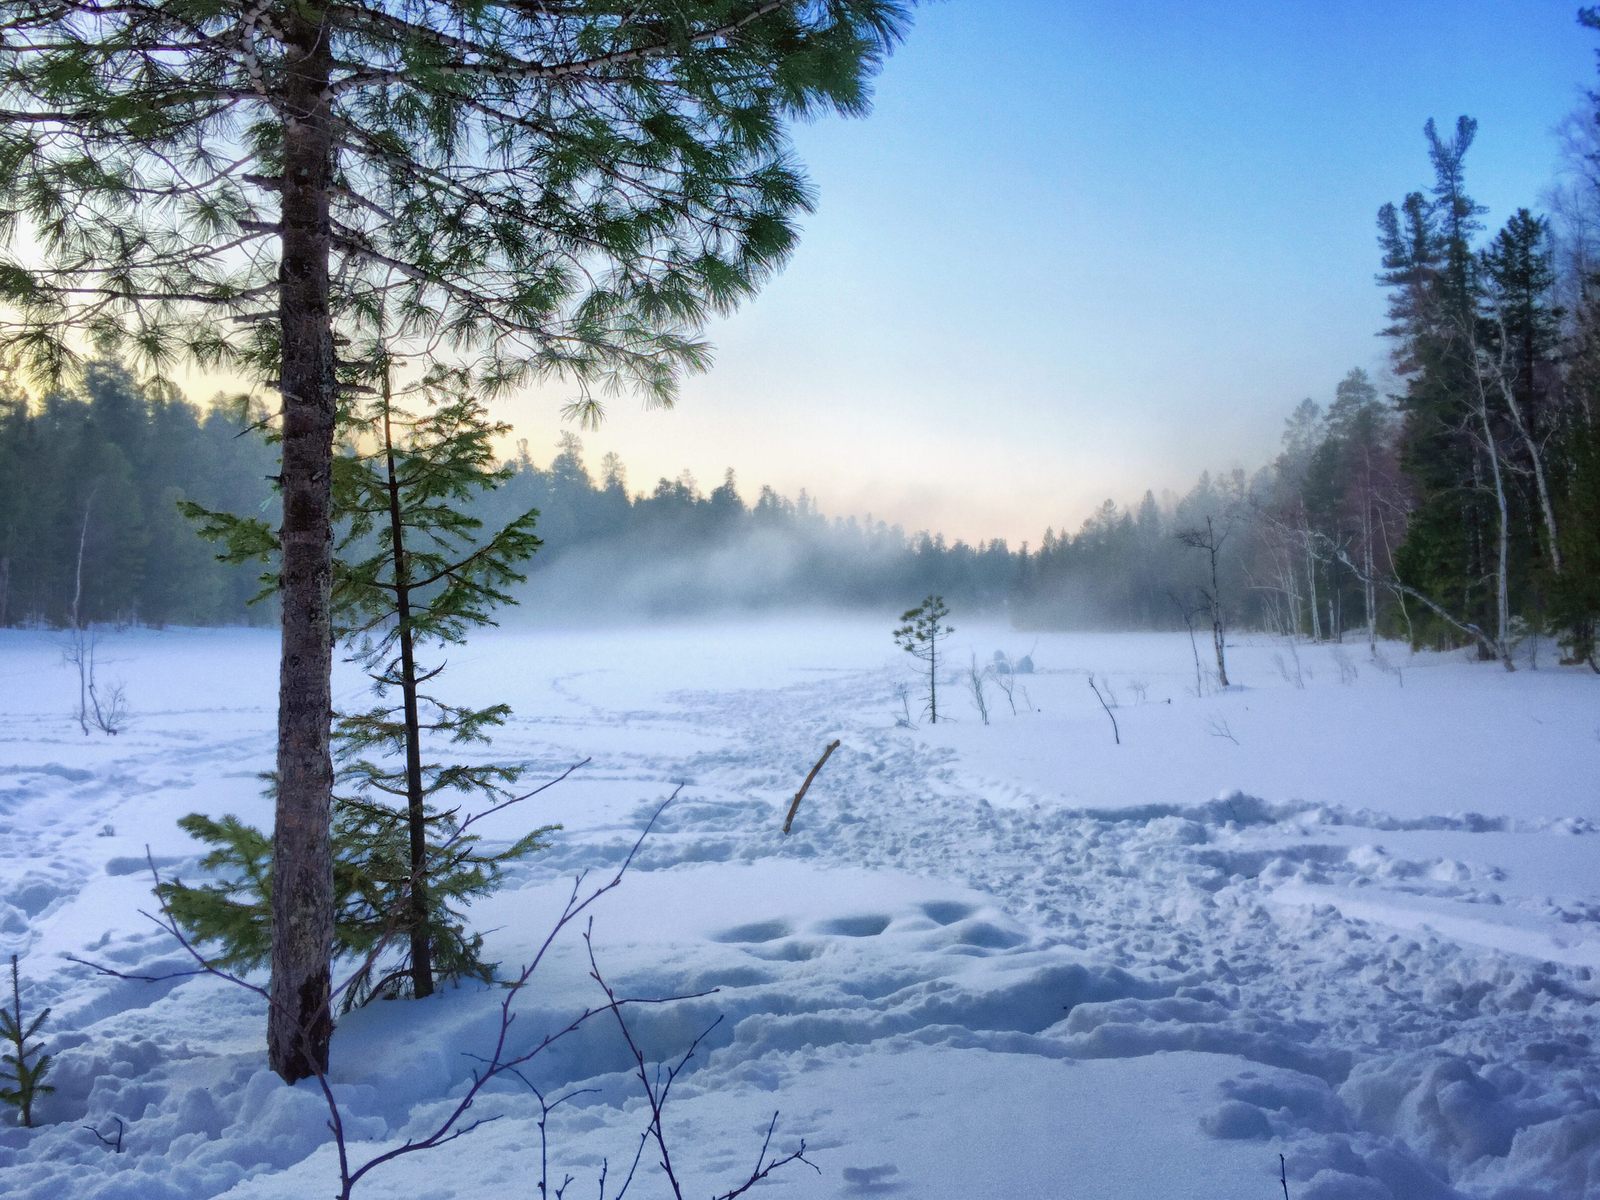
[893,595,952,723]
[1274,398,1328,640]
[0,0,911,1081]
[1541,8,1600,664]
[1322,369,1402,646]
[1551,400,1600,668]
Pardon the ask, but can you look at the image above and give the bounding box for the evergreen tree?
[1,0,912,1081]
[1552,17,1600,665]
[1322,369,1402,645]
[167,363,552,1005]
[333,364,546,1000]
[1,955,52,1129]
[0,363,280,628]
[1377,117,1499,653]
[708,468,745,528]
[1478,208,1565,594]
[1551,394,1600,668]
[1274,398,1328,639]
[893,595,952,724]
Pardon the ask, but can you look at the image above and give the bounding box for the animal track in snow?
[816,913,892,937]
[920,900,977,925]
[711,919,791,944]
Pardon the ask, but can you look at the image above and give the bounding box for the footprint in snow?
[920,900,977,926]
[841,1164,903,1194]
[711,919,791,944]
[816,913,892,938]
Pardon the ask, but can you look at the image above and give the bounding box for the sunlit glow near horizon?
[168,1,1598,547]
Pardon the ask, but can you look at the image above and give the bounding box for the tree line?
[0,364,1395,634]
[0,361,277,628]
[0,307,1595,670]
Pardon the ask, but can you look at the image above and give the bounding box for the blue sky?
[531,2,1598,544]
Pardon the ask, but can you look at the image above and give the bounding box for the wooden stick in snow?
[1088,677,1120,745]
[783,740,841,834]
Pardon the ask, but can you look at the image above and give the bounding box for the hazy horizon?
[166,1,1598,546]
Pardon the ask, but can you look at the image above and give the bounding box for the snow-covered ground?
[1,618,1597,1199]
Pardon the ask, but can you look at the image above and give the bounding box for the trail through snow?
[1,619,1597,1199]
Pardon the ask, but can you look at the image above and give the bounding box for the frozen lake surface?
[1,617,1597,1199]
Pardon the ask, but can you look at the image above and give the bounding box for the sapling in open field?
[894,595,954,724]
[1,955,52,1128]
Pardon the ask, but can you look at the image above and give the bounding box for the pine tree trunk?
[269,1,337,1084]
[380,387,435,1000]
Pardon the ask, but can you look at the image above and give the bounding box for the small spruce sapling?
[894,596,953,724]
[2,955,53,1127]
[166,365,553,1006]
[329,361,549,1001]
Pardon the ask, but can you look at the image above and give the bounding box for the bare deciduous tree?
[1177,515,1235,688]
[1087,676,1119,745]
[965,656,991,725]
[62,492,127,736]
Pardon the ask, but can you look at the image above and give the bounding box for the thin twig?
[84,1116,125,1153]
[1087,678,1120,745]
[782,740,840,834]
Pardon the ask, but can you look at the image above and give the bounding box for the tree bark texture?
[269,1,338,1083]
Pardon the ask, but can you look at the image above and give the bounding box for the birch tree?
[1478,210,1564,579]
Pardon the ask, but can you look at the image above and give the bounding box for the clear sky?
[504,0,1595,547]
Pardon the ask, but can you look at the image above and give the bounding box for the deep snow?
[0,618,1597,1199]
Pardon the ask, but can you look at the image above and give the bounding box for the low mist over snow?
[1,620,1597,1198]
